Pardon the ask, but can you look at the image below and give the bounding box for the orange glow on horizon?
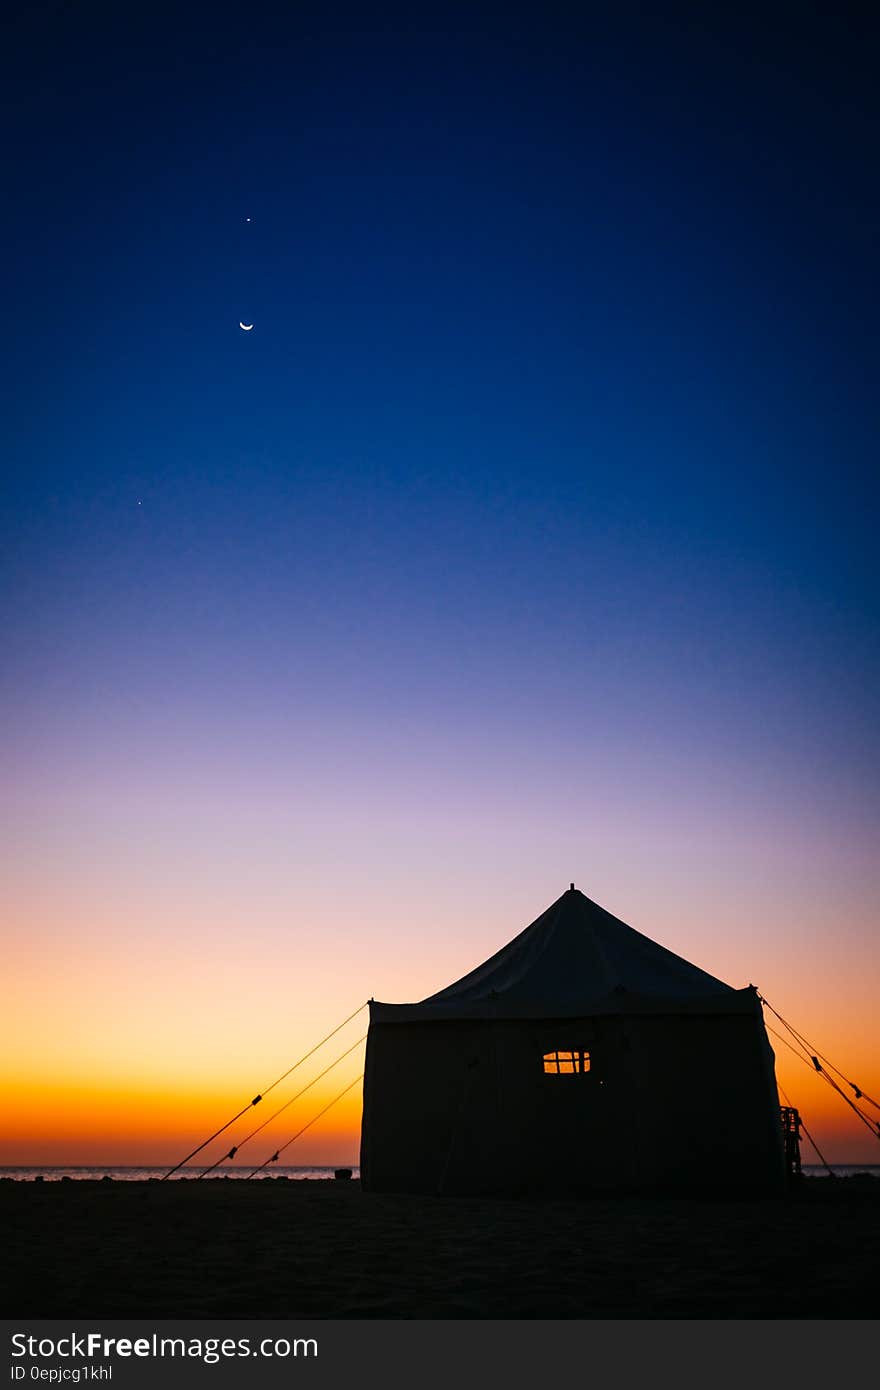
[3,879,877,1169]
[2,1020,877,1168]
[0,1072,365,1168]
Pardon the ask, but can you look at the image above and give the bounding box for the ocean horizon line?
[3,1162,878,1182]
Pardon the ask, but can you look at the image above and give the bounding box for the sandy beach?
[2,1174,877,1319]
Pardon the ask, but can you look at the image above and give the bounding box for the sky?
[2,2,878,1168]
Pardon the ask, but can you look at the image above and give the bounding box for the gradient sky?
[3,3,878,1168]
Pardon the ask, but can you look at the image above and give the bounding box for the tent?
[360,886,786,1195]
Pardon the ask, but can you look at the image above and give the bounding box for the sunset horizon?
[3,1,879,1340]
[4,878,876,1169]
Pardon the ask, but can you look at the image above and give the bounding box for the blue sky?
[3,3,878,1159]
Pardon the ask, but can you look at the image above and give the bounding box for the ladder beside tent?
[780,1106,802,1182]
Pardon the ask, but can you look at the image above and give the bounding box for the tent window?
[543,1049,591,1075]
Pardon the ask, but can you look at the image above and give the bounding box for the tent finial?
[570,882,575,891]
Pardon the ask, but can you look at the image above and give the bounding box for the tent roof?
[371,886,754,1022]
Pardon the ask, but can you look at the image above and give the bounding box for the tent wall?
[360,1013,786,1196]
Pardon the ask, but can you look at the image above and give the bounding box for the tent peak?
[396,884,737,1017]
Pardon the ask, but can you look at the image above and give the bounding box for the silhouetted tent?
[360,887,786,1195]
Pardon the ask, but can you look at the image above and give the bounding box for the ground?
[2,1175,877,1318]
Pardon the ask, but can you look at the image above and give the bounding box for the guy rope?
[245,1073,365,1178]
[161,1001,368,1180]
[756,991,880,1158]
[195,1034,366,1177]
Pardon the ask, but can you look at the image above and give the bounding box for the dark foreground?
[2,1175,877,1318]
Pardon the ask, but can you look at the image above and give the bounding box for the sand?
[2,1175,877,1319]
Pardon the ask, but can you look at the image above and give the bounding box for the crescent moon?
[239,322,254,331]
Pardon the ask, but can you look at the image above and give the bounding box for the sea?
[0,1166,359,1181]
[1,1164,877,1182]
